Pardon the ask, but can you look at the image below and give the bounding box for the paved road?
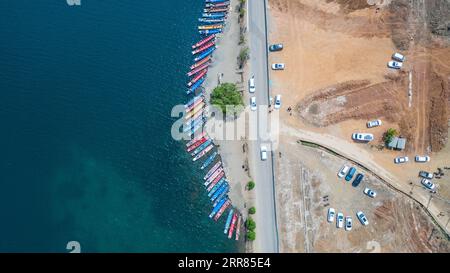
[247,0,278,253]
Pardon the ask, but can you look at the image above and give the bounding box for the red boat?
[185,97,204,112]
[235,214,241,241]
[187,69,208,87]
[187,63,209,77]
[214,200,231,221]
[185,132,206,147]
[192,34,215,49]
[192,41,215,55]
[190,56,211,70]
[207,173,224,191]
[186,137,208,152]
[228,213,238,239]
[204,7,229,13]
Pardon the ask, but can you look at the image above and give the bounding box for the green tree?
[246,217,256,231]
[246,230,256,241]
[247,181,255,190]
[210,83,244,115]
[383,128,398,145]
[248,207,256,215]
[238,47,250,68]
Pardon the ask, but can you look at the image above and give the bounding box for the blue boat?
[198,18,225,24]
[193,47,216,62]
[211,183,229,202]
[201,152,218,170]
[185,94,204,108]
[213,191,228,207]
[199,29,222,35]
[186,77,205,95]
[205,0,228,3]
[208,177,226,197]
[183,117,205,133]
[184,113,205,127]
[191,139,213,156]
[202,13,226,18]
[224,209,234,234]
[209,197,227,218]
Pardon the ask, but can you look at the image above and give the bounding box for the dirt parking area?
[276,134,450,252]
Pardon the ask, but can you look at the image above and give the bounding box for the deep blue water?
[0,0,238,252]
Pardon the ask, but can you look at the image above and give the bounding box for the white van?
[392,52,405,62]
[249,77,255,93]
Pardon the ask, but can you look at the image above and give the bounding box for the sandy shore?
[202,0,251,225]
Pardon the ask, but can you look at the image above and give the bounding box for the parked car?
[345,216,353,231]
[388,61,403,69]
[327,208,336,223]
[338,165,350,178]
[352,173,364,187]
[392,52,405,62]
[345,167,356,182]
[260,145,267,161]
[367,119,382,128]
[336,213,344,229]
[364,187,377,198]
[356,211,369,226]
[250,96,257,111]
[419,171,434,179]
[249,76,256,93]
[415,155,430,163]
[269,43,283,52]
[352,133,374,142]
[271,63,285,70]
[394,156,409,164]
[421,178,436,190]
[274,95,281,109]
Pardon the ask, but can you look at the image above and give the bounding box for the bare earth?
[268,0,450,252]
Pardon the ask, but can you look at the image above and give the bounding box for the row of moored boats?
[183,0,241,241]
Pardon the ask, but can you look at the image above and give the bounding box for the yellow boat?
[198,24,223,30]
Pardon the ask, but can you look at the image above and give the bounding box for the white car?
[260,145,268,161]
[419,171,434,179]
[392,52,405,62]
[274,95,281,109]
[394,156,409,164]
[415,155,430,163]
[363,187,377,198]
[338,165,350,178]
[250,96,257,111]
[352,133,374,142]
[356,211,369,226]
[249,76,255,93]
[421,178,436,190]
[367,119,382,128]
[271,63,285,70]
[336,213,344,229]
[345,216,352,231]
[388,61,403,69]
[327,208,336,223]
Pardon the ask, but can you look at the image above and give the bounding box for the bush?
[248,207,256,215]
[383,128,398,145]
[246,230,256,241]
[238,47,250,68]
[246,217,256,231]
[247,181,255,190]
[210,83,244,115]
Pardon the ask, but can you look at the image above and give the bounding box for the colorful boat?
[191,139,213,156]
[198,24,223,30]
[207,173,225,192]
[192,34,215,49]
[235,214,241,241]
[198,18,225,24]
[187,69,208,87]
[203,8,229,13]
[203,161,222,180]
[187,137,208,152]
[199,29,222,35]
[190,57,211,70]
[185,96,204,112]
[213,191,228,207]
[204,168,223,186]
[209,197,227,219]
[193,46,216,62]
[228,213,238,239]
[185,103,204,119]
[187,63,210,77]
[192,41,215,55]
[205,0,228,3]
[200,152,218,170]
[202,13,226,18]
[186,77,205,95]
[214,199,231,221]
[207,177,226,196]
[211,183,228,202]
[186,110,204,124]
[185,94,204,109]
[188,122,204,136]
[206,1,230,8]
[224,209,234,234]
[192,144,214,161]
[205,171,224,188]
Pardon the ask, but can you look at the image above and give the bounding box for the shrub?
[248,207,256,215]
[383,128,398,145]
[210,83,244,115]
[247,181,255,190]
[246,230,256,241]
[246,217,256,231]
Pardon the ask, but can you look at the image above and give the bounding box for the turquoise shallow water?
[0,0,239,252]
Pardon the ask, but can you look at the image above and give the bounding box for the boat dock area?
[181,0,241,240]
